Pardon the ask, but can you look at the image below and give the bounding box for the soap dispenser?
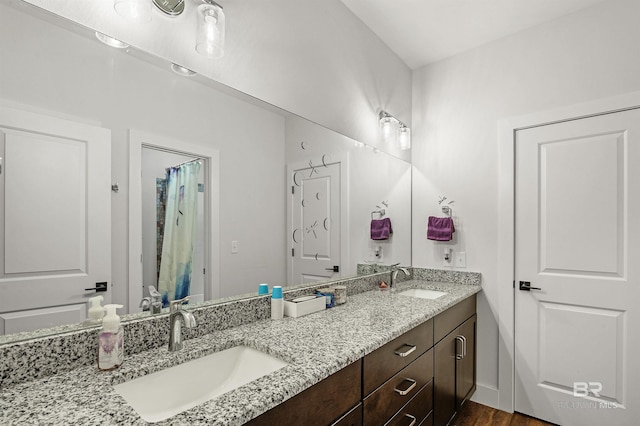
[98,304,124,371]
[84,295,104,326]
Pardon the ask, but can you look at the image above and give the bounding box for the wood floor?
[452,401,557,426]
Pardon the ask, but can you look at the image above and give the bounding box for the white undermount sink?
[399,289,448,300]
[113,345,289,423]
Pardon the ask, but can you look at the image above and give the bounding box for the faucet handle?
[169,296,190,313]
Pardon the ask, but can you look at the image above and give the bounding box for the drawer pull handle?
[403,414,417,426]
[455,335,467,360]
[394,344,417,357]
[394,378,417,396]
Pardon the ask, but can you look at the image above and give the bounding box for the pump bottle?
[84,295,104,326]
[98,304,124,371]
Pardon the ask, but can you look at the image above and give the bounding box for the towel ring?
[441,206,452,217]
[371,209,386,219]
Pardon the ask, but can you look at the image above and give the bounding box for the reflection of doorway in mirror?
[288,161,342,285]
[141,148,206,305]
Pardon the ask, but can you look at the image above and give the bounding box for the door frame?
[497,90,640,413]
[286,155,349,285]
[128,130,220,314]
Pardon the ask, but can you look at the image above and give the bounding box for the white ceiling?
[340,0,609,70]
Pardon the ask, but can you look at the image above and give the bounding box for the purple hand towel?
[427,216,455,241]
[371,218,393,240]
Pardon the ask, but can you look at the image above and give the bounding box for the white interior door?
[515,108,640,425]
[0,106,111,335]
[289,161,341,285]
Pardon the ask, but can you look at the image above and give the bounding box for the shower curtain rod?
[171,157,204,169]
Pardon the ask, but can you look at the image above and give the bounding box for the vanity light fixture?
[398,124,411,150]
[195,0,226,59]
[378,110,411,151]
[95,32,130,49]
[112,0,226,59]
[171,63,197,76]
[114,0,153,23]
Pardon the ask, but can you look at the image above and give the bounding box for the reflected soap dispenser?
[84,295,104,326]
[98,304,124,371]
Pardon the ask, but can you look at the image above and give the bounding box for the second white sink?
[399,289,448,300]
[113,345,289,423]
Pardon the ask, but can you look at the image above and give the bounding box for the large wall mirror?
[0,0,411,341]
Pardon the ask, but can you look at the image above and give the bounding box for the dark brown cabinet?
[363,349,433,424]
[433,295,476,426]
[246,360,362,426]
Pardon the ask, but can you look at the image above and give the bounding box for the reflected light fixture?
[95,32,130,49]
[378,110,411,150]
[171,63,197,77]
[114,0,152,23]
[196,0,226,59]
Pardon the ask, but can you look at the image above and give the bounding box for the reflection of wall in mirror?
[0,3,286,314]
[285,116,412,276]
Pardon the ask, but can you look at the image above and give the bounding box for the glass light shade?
[398,126,411,150]
[380,117,395,138]
[196,3,225,59]
[114,0,152,24]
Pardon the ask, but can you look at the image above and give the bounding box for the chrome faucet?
[390,263,410,289]
[168,296,197,352]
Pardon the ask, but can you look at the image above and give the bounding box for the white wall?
[20,0,412,161]
[0,3,287,309]
[411,0,640,407]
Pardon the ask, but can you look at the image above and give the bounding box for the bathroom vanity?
[247,294,476,426]
[0,273,480,426]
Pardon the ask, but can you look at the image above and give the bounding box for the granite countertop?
[0,280,481,425]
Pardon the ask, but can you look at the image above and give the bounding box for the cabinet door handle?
[394,378,417,396]
[462,335,467,358]
[394,344,416,357]
[455,335,465,360]
[402,414,417,426]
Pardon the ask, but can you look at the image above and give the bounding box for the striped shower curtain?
[158,161,201,307]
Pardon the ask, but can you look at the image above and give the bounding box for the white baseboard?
[471,384,502,411]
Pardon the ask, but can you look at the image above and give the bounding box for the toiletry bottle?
[84,295,104,325]
[271,286,284,320]
[98,304,124,371]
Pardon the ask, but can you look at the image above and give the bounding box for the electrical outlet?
[231,240,239,254]
[455,252,466,268]
[443,248,453,267]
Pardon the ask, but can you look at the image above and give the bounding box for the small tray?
[284,295,326,318]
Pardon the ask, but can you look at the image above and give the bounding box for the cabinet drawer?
[332,402,363,426]
[247,359,362,426]
[433,295,476,344]
[385,380,433,426]
[364,348,433,425]
[363,319,433,395]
